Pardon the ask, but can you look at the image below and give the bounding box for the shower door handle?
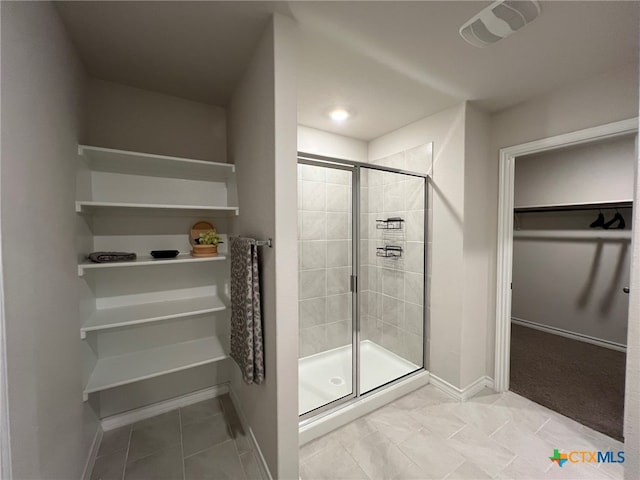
[350,275,358,293]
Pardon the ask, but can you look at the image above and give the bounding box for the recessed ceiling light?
[329,108,351,123]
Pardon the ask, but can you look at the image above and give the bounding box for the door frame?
[494,117,639,392]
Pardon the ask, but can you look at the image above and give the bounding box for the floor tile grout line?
[299,442,332,463]
[391,437,424,474]
[337,427,380,450]
[341,443,374,480]
[534,416,551,434]
[121,426,133,480]
[440,457,467,480]
[180,410,225,429]
[501,453,519,472]
[178,409,186,480]
[230,428,249,480]
[488,419,511,438]
[446,422,468,440]
[182,438,236,461]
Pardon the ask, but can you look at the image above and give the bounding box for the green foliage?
[198,230,221,245]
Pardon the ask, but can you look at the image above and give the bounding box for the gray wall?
[512,136,635,346]
[86,78,227,162]
[0,2,98,478]
[460,104,493,387]
[515,136,636,208]
[228,14,299,480]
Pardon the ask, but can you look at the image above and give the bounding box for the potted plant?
[192,229,222,257]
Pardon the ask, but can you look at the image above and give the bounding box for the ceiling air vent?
[459,0,541,48]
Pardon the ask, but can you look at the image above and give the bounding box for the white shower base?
[299,340,419,415]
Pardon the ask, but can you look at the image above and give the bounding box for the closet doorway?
[494,118,638,441]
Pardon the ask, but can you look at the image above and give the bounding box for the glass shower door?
[359,167,425,394]
[298,162,355,416]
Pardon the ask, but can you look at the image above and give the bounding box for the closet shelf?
[514,230,632,241]
[83,335,228,401]
[75,201,239,217]
[78,254,226,276]
[80,295,227,339]
[514,200,632,213]
[78,145,235,180]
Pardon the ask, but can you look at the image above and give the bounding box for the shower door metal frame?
[298,152,430,422]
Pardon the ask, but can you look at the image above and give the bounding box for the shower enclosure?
[298,148,429,418]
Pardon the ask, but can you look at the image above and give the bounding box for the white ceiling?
[55,1,639,141]
[55,1,279,106]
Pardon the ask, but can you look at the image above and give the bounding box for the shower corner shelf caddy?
[376,217,404,230]
[77,144,236,401]
[376,245,403,259]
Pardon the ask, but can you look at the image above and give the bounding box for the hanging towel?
[230,237,265,384]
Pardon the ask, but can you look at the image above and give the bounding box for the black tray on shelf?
[150,250,180,259]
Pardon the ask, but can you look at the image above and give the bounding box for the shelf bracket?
[80,330,87,340]
[82,391,89,402]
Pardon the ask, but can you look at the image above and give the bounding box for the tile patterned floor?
[90,394,263,480]
[299,386,624,480]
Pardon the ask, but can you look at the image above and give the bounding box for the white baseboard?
[101,384,229,431]
[82,426,103,480]
[511,317,626,353]
[430,374,495,401]
[228,387,272,480]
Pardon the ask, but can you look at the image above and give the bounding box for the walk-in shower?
[298,146,430,419]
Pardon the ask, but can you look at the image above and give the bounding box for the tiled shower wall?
[298,143,431,363]
[298,164,352,357]
[360,143,430,366]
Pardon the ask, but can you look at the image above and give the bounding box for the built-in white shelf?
[75,200,239,217]
[80,295,226,339]
[78,145,235,180]
[83,335,228,401]
[515,200,633,213]
[514,230,632,240]
[78,254,226,276]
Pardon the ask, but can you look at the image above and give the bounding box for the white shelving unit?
[78,254,226,276]
[76,201,238,217]
[80,295,226,338]
[77,144,238,217]
[82,336,229,401]
[77,145,235,402]
[78,145,235,180]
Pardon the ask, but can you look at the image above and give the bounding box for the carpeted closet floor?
[510,323,626,441]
